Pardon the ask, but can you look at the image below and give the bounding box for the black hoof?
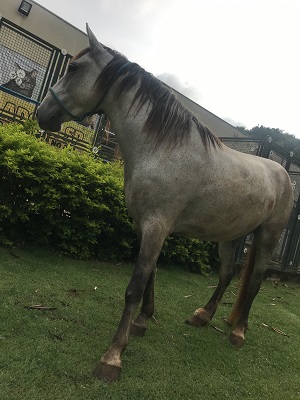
[229,332,245,348]
[185,314,209,327]
[93,362,121,382]
[130,322,147,337]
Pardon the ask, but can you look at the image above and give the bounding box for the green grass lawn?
[0,245,300,400]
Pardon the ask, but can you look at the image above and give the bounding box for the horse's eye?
[68,63,77,73]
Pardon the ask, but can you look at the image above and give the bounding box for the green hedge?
[0,123,217,273]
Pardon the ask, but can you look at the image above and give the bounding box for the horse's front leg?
[130,227,156,337]
[93,220,167,382]
[130,270,155,336]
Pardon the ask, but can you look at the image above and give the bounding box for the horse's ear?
[86,24,105,54]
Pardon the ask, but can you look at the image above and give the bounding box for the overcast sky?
[36,0,300,138]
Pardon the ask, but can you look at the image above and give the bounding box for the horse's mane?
[90,48,222,150]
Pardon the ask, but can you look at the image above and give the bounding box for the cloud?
[223,117,247,129]
[156,72,202,104]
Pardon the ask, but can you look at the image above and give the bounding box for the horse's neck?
[102,83,215,168]
[104,89,152,163]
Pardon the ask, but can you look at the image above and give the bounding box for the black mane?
[94,50,222,149]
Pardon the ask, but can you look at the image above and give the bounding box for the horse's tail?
[228,241,257,326]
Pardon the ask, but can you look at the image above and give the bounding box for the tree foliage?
[237,125,300,158]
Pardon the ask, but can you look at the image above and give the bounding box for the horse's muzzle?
[36,107,63,132]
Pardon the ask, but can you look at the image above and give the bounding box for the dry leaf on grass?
[48,330,64,341]
[210,324,226,335]
[24,304,57,311]
[262,323,289,338]
[151,315,159,324]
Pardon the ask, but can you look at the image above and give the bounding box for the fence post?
[259,136,273,159]
[285,151,294,172]
[282,194,300,270]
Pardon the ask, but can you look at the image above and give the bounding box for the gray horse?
[37,25,293,382]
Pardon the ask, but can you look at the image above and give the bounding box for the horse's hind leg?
[186,240,239,327]
[228,224,284,348]
[130,270,155,336]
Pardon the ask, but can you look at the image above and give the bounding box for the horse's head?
[37,25,113,132]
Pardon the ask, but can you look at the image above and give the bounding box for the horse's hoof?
[229,332,245,348]
[92,362,121,382]
[130,322,147,337]
[186,308,210,327]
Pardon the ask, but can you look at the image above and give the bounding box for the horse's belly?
[173,204,269,242]
[174,222,255,242]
